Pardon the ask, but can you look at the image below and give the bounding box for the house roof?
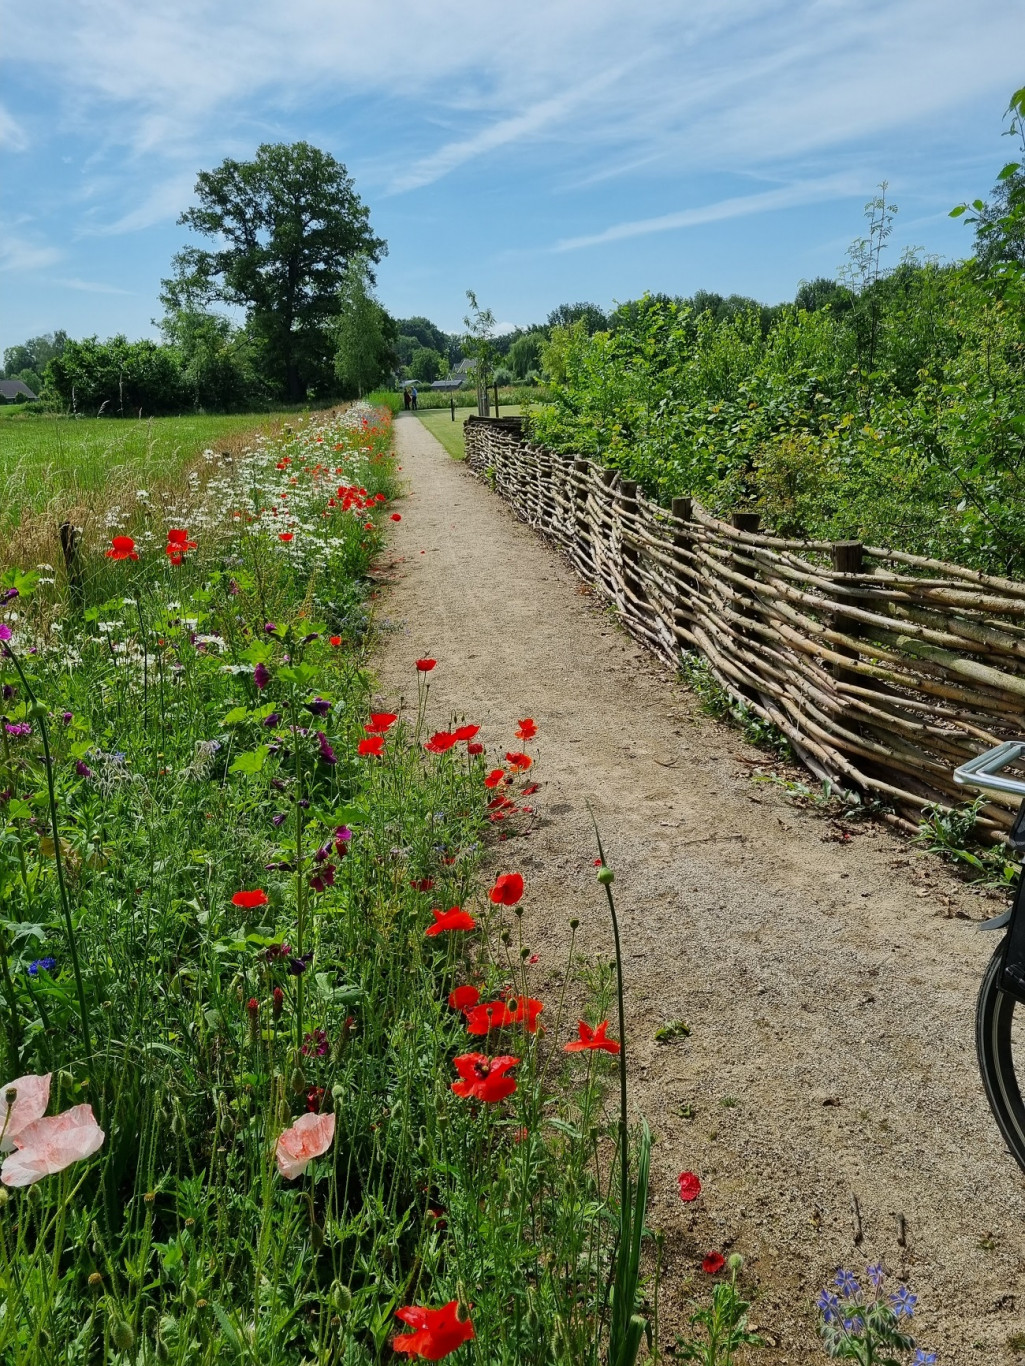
[452,358,476,374]
[0,379,38,401]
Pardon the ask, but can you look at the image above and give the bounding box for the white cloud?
[0,236,63,272]
[0,103,29,152]
[554,175,865,252]
[51,276,135,295]
[85,172,198,235]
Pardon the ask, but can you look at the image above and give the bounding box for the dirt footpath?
[373,413,1025,1364]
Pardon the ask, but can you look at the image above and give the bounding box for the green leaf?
[222,707,250,725]
[998,161,1021,181]
[277,663,317,686]
[949,204,968,218]
[229,745,269,776]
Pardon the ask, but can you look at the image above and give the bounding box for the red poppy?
[391,513,402,521]
[564,1020,621,1054]
[448,984,480,1012]
[425,906,476,937]
[410,878,435,892]
[425,731,457,754]
[450,1053,519,1103]
[357,736,385,757]
[489,872,524,906]
[278,533,294,542]
[365,712,398,733]
[329,635,342,647]
[522,783,539,796]
[416,659,436,672]
[232,889,269,909]
[483,769,506,789]
[464,1000,515,1034]
[451,724,480,743]
[505,751,532,772]
[466,742,484,756]
[516,718,537,740]
[165,528,196,564]
[393,1301,475,1359]
[505,996,544,1032]
[702,1251,726,1275]
[678,1171,702,1203]
[105,536,139,561]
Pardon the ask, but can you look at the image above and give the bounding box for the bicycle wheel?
[977,941,1025,1174]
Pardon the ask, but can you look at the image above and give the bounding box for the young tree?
[333,258,397,397]
[463,290,497,416]
[161,142,385,402]
[407,347,444,384]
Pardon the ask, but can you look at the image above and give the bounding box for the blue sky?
[1,0,1024,355]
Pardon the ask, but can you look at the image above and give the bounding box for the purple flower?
[271,812,288,827]
[314,841,332,862]
[28,957,56,976]
[4,723,31,738]
[309,863,336,892]
[262,712,281,728]
[287,952,313,976]
[2,588,18,602]
[61,711,74,725]
[301,1028,329,1057]
[254,662,271,690]
[1,685,14,701]
[834,1269,859,1299]
[890,1286,917,1319]
[334,826,353,856]
[305,697,331,718]
[228,578,240,595]
[264,622,278,634]
[842,1316,864,1332]
[866,1262,884,1290]
[0,624,11,643]
[75,760,93,778]
[816,1290,841,1324]
[0,788,11,803]
[913,1352,937,1365]
[301,632,320,644]
[264,860,294,871]
[316,731,336,765]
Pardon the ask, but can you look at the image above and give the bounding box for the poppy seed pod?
[143,1306,158,1335]
[110,1318,135,1352]
[330,1281,352,1314]
[728,1253,744,1272]
[290,1067,306,1094]
[88,1272,103,1290]
[311,1222,326,1251]
[183,1286,198,1310]
[597,867,614,886]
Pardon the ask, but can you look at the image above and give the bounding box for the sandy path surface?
[373,413,1025,1363]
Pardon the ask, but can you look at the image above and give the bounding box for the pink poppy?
[1,1104,105,1187]
[275,1111,336,1179]
[0,1073,50,1153]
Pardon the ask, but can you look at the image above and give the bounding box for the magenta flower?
[4,723,30,738]
[254,662,271,690]
[0,625,12,643]
[316,731,336,765]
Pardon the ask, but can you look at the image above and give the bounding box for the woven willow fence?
[465,416,1025,837]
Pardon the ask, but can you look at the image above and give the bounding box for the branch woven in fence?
[464,418,1025,830]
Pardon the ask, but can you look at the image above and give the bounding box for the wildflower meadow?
[0,402,942,1364]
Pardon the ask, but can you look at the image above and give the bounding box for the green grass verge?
[0,412,285,514]
[416,406,522,460]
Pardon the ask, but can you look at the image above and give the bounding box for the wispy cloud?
[553,176,864,252]
[51,276,135,295]
[0,104,29,152]
[388,67,630,193]
[0,237,63,272]
[84,172,198,235]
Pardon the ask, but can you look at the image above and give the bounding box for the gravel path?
[373,413,1025,1364]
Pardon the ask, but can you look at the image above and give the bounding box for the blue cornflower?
[835,1269,860,1298]
[28,957,56,976]
[816,1290,841,1323]
[890,1286,918,1318]
[866,1262,884,1289]
[913,1352,937,1365]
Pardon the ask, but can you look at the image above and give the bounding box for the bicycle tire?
[977,941,1025,1174]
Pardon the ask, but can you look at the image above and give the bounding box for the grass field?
[0,411,282,514]
[416,405,522,459]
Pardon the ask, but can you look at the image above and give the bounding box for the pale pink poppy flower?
[1,1104,105,1186]
[0,1073,51,1153]
[275,1111,335,1179]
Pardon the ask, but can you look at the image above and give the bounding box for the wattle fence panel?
[464,416,1025,838]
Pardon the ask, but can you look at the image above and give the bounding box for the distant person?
[403,387,411,411]
[410,385,418,411]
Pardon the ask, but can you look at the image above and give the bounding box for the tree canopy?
[161,142,385,401]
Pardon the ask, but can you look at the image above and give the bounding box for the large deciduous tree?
[161,142,386,401]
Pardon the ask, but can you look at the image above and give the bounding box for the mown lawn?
[0,412,282,514]
[415,406,522,460]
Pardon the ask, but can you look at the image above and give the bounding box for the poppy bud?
[143,1306,159,1335]
[88,1272,103,1291]
[110,1318,135,1352]
[311,1222,326,1251]
[330,1281,352,1314]
[290,1067,306,1094]
[728,1253,744,1273]
[569,918,580,930]
[155,1336,170,1363]
[27,1184,42,1206]
[597,867,614,886]
[501,930,512,947]
[27,701,48,721]
[183,1285,198,1309]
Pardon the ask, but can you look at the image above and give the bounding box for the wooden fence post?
[450,395,455,421]
[618,479,647,621]
[731,511,760,534]
[672,496,693,645]
[59,520,84,610]
[573,459,591,576]
[831,540,864,685]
